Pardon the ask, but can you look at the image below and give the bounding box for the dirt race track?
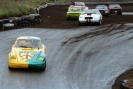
[0,4,133,89]
[30,4,133,89]
[28,4,133,29]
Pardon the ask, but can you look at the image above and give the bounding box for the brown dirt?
[28,4,133,29]
[17,4,133,89]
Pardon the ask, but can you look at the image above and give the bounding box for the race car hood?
[84,14,100,17]
[14,48,46,63]
[81,6,87,9]
[98,8,108,10]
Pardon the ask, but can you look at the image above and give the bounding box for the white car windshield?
[16,39,42,48]
[82,10,98,14]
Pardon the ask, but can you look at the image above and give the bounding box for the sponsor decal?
[19,51,37,60]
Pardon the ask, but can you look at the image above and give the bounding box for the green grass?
[0,0,51,19]
[0,0,132,19]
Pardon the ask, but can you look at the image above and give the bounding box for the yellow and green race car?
[66,6,82,20]
[8,36,46,70]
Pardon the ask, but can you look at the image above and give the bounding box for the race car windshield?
[16,39,42,48]
[75,2,85,6]
[82,11,97,14]
[109,4,120,8]
[69,8,81,11]
[96,6,108,9]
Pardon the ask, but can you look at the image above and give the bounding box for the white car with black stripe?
[78,9,103,26]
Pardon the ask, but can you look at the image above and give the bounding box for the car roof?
[82,9,99,13]
[96,5,108,8]
[109,4,121,7]
[69,6,81,8]
[75,2,84,3]
[73,2,85,5]
[96,5,107,7]
[17,36,41,40]
[68,6,82,10]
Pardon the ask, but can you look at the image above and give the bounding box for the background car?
[70,2,89,10]
[108,4,122,15]
[95,5,109,17]
[66,6,82,20]
[78,9,103,26]
[8,36,46,70]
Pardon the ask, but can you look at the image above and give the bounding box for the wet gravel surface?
[0,4,133,89]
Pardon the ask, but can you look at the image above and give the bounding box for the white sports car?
[78,9,103,26]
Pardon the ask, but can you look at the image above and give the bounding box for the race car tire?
[98,20,102,26]
[106,14,109,17]
[42,61,46,71]
[119,12,122,15]
[0,20,4,30]
[8,66,12,70]
[0,20,4,25]
[78,21,82,26]
[67,17,70,20]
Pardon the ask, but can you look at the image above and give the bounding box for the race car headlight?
[67,13,70,16]
[10,55,16,61]
[38,57,46,63]
[11,55,16,59]
[38,57,44,61]
[105,11,109,13]
[79,16,83,18]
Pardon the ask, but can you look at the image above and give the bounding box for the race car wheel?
[42,61,46,71]
[78,21,82,26]
[119,12,122,15]
[106,14,109,17]
[0,20,4,30]
[8,66,12,70]
[98,20,102,25]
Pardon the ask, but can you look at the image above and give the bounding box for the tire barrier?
[0,20,4,31]
[0,13,41,31]
[0,3,67,31]
[120,79,133,89]
[2,19,15,30]
[8,17,21,27]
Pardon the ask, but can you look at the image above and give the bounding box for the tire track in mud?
[60,24,133,89]
[61,24,129,46]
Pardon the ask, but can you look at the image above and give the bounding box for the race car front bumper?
[9,61,46,69]
[79,19,100,23]
[9,62,28,68]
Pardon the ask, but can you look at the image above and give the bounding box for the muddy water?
[0,23,133,89]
